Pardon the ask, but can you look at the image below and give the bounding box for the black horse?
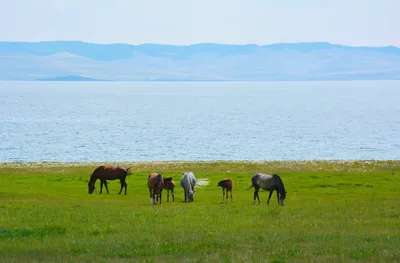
[248,173,286,206]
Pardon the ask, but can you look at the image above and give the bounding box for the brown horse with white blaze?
[217,178,234,203]
[148,173,164,205]
[88,166,131,195]
[163,177,175,202]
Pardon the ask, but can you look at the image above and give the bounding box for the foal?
[148,173,164,205]
[217,178,234,203]
[163,177,175,202]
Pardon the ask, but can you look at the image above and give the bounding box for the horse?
[163,177,175,202]
[217,178,234,203]
[148,173,164,205]
[180,172,196,203]
[180,171,209,203]
[247,173,286,206]
[88,166,131,195]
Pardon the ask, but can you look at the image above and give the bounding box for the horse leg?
[100,180,103,194]
[118,179,123,194]
[124,181,127,195]
[222,188,225,203]
[166,190,169,202]
[254,187,260,204]
[149,188,153,204]
[276,190,280,205]
[104,180,109,194]
[160,191,162,204]
[172,188,175,202]
[230,189,233,203]
[225,188,229,203]
[184,191,187,203]
[267,190,273,205]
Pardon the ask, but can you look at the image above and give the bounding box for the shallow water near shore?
[1,80,399,162]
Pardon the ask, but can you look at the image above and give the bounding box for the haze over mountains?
[1,41,400,81]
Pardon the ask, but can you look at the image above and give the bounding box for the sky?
[0,0,399,47]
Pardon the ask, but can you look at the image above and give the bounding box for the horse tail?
[245,184,254,190]
[246,173,259,190]
[126,167,132,175]
[195,178,210,190]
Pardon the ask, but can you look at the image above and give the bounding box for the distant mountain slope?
[1,41,400,81]
[37,75,111,82]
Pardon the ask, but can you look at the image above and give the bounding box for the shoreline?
[1,160,399,171]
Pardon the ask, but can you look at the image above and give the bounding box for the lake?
[0,81,399,162]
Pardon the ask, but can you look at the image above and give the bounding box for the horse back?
[102,166,128,180]
[163,177,175,190]
[180,172,196,189]
[252,173,279,189]
[218,178,234,190]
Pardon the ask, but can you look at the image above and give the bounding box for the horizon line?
[1,40,399,49]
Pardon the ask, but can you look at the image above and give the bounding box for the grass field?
[1,160,399,263]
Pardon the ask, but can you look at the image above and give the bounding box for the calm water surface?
[0,81,399,162]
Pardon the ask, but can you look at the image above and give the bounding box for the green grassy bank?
[1,160,399,262]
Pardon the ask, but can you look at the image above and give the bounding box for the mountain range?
[1,41,400,81]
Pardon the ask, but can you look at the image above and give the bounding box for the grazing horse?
[248,173,286,206]
[148,173,164,205]
[180,172,196,203]
[180,172,209,203]
[88,166,131,195]
[217,178,234,203]
[163,177,175,202]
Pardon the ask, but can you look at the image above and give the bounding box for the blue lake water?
[0,81,399,162]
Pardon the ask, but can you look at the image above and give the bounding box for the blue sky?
[1,0,399,46]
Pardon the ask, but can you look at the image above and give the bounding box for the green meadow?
[0,160,399,263]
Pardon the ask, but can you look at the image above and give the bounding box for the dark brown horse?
[88,166,131,195]
[163,177,175,202]
[148,173,164,205]
[217,178,234,203]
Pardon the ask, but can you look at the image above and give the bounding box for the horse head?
[279,190,286,206]
[88,181,96,194]
[187,189,194,202]
[126,167,132,175]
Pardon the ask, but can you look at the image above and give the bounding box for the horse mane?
[274,174,286,198]
[219,179,231,184]
[164,177,173,181]
[89,166,104,182]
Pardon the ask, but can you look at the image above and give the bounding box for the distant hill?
[1,41,400,81]
[37,75,111,82]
